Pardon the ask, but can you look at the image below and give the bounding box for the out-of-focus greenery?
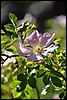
[1,13,66,99]
[44,18,66,49]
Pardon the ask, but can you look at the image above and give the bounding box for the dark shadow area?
[1,1,66,32]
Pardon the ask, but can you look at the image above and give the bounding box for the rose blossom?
[18,30,58,61]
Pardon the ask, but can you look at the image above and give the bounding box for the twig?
[36,86,40,99]
[1,54,19,58]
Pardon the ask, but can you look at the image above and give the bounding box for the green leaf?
[51,76,62,87]
[51,68,66,80]
[17,80,27,92]
[13,87,22,98]
[17,73,27,81]
[10,80,21,88]
[37,71,46,77]
[1,34,11,50]
[6,45,17,52]
[28,76,36,88]
[45,64,66,81]
[9,13,17,27]
[53,38,61,43]
[1,29,6,34]
[4,24,15,32]
[43,74,50,85]
[25,91,30,99]
[11,32,18,39]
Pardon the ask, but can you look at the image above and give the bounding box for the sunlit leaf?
[6,45,17,53]
[25,90,30,99]
[10,79,21,88]
[53,38,61,43]
[9,13,17,27]
[13,87,22,98]
[1,29,6,34]
[4,24,15,32]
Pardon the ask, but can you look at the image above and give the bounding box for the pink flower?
[53,94,60,99]
[56,15,66,28]
[1,50,16,67]
[18,30,58,61]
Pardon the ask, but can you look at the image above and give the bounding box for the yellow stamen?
[34,45,42,53]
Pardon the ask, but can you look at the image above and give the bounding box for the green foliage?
[44,19,55,28]
[10,76,21,88]
[4,24,15,32]
[1,13,66,99]
[17,80,27,92]
[9,13,17,27]
[1,29,6,34]
[43,74,50,85]
[37,71,46,78]
[51,76,62,87]
[13,88,22,98]
[28,76,36,88]
[17,73,27,81]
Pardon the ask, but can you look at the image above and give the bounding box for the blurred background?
[1,1,66,99]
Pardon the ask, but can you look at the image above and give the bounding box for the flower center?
[34,45,42,53]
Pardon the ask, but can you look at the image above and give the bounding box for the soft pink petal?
[42,44,58,56]
[41,50,49,56]
[2,55,7,60]
[19,42,32,56]
[53,94,60,99]
[2,57,16,67]
[43,44,58,52]
[26,30,40,47]
[4,50,14,56]
[56,15,66,28]
[36,54,43,60]
[41,32,54,47]
[27,53,43,61]
[39,35,46,46]
[1,50,16,67]
[44,33,55,47]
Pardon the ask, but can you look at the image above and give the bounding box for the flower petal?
[40,32,52,46]
[42,44,58,56]
[44,44,58,52]
[41,50,49,56]
[18,42,32,56]
[44,33,55,47]
[1,50,16,67]
[27,53,43,61]
[36,53,43,60]
[26,30,40,47]
[2,57,16,67]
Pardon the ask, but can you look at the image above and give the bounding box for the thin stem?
[36,86,40,99]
